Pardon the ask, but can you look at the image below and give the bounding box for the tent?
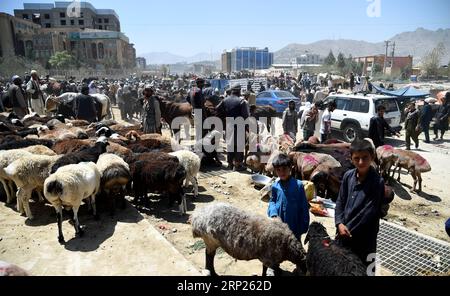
[372,84,429,99]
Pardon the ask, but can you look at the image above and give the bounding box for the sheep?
[106,142,132,158]
[376,145,398,180]
[392,149,431,192]
[193,130,223,167]
[0,261,30,276]
[245,153,266,174]
[0,138,54,150]
[191,202,307,276]
[169,150,201,198]
[50,137,109,174]
[4,154,61,219]
[96,153,131,214]
[37,125,88,141]
[129,158,187,215]
[0,146,55,203]
[52,139,95,154]
[0,149,33,203]
[23,145,57,156]
[44,162,101,243]
[304,222,367,276]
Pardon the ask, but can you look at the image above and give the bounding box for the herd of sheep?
[0,112,201,244]
[0,110,433,276]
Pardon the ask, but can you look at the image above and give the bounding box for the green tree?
[336,52,346,71]
[422,42,446,77]
[48,51,75,69]
[324,50,336,66]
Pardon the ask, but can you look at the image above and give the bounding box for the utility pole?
[383,40,390,74]
[391,42,396,74]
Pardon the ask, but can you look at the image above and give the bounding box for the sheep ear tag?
[322,240,330,248]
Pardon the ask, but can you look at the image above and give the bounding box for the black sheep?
[130,158,186,212]
[0,138,54,150]
[304,222,368,276]
[50,138,109,173]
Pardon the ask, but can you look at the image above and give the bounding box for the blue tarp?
[372,84,429,98]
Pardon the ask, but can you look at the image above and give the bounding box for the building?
[222,47,273,72]
[67,30,135,69]
[0,12,40,58]
[1,1,136,70]
[136,57,147,69]
[353,55,413,76]
[221,51,231,73]
[14,2,120,31]
[290,53,324,65]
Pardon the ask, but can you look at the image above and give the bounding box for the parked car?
[319,94,402,142]
[255,90,301,114]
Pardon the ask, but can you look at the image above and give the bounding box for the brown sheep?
[392,149,431,192]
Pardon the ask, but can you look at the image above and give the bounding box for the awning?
[372,84,429,98]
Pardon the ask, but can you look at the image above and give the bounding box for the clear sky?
[1,0,449,56]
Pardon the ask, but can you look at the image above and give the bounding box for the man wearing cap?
[141,85,161,134]
[8,75,29,118]
[216,83,249,171]
[26,70,46,115]
[73,85,98,123]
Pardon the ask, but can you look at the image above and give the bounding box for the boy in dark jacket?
[335,139,386,275]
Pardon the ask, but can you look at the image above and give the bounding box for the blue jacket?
[268,177,310,238]
[445,218,450,237]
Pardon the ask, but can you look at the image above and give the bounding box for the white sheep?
[169,150,201,198]
[44,162,101,243]
[4,154,61,219]
[0,149,33,204]
[23,145,57,156]
[0,147,58,204]
[96,153,131,213]
[191,202,307,276]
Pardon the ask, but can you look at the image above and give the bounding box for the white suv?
[320,94,402,142]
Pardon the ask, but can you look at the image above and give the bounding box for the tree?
[422,42,446,77]
[48,51,75,69]
[324,50,336,66]
[336,52,346,71]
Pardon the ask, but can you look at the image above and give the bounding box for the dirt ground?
[0,106,448,276]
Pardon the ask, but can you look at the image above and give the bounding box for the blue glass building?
[229,47,273,72]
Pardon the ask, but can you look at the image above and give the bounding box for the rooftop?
[21,2,119,20]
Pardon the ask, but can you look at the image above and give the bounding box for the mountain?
[139,51,221,65]
[274,28,450,66]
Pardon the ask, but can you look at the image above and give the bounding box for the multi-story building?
[67,30,135,69]
[1,2,136,69]
[221,51,231,73]
[221,47,273,72]
[0,12,40,58]
[14,2,120,31]
[290,53,324,65]
[227,47,273,72]
[136,57,147,69]
[353,55,413,76]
